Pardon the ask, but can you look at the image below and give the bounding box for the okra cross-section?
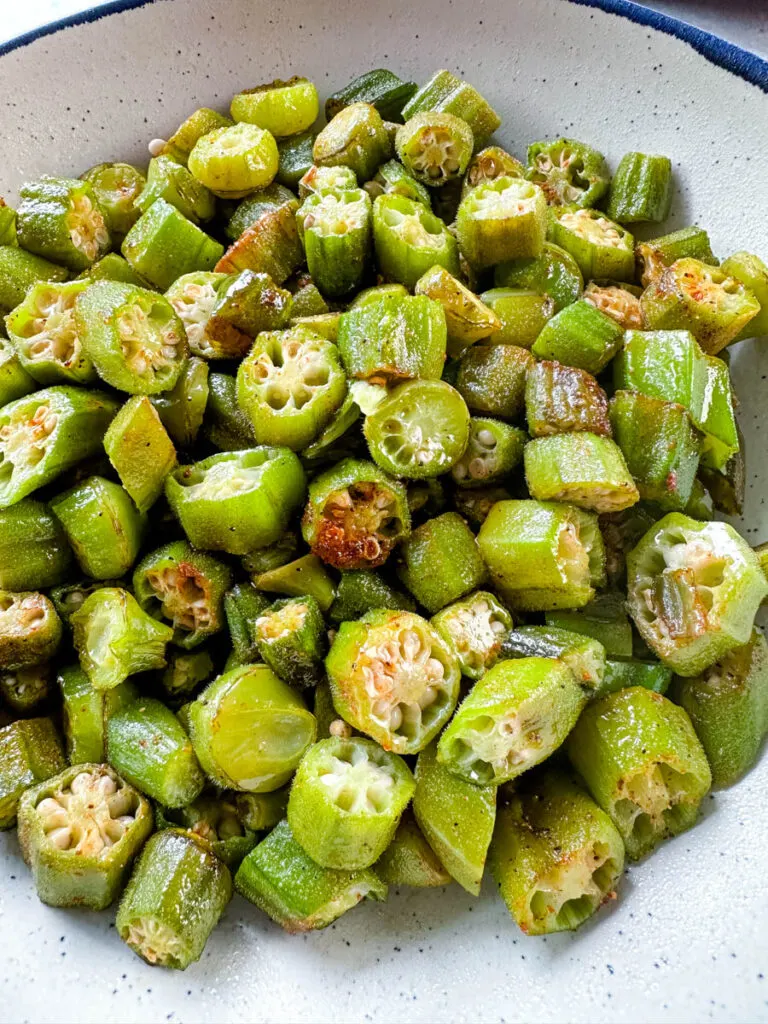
[156,793,257,868]
[456,177,547,270]
[17,175,111,271]
[0,591,62,671]
[372,194,460,290]
[414,265,501,357]
[526,137,610,208]
[254,595,326,690]
[395,111,474,187]
[451,418,526,489]
[297,186,372,298]
[326,609,461,755]
[232,76,319,137]
[431,590,513,680]
[549,207,634,282]
[6,279,96,386]
[401,69,500,145]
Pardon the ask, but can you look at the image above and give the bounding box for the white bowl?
[1,2,767,1021]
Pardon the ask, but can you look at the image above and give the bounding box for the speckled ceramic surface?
[1,2,767,1022]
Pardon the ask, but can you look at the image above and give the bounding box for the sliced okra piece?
[133,541,231,649]
[372,193,459,289]
[159,107,234,165]
[0,663,51,716]
[626,513,767,676]
[211,269,293,343]
[326,609,461,754]
[326,69,417,123]
[431,590,512,679]
[59,664,137,763]
[81,252,149,286]
[165,447,306,556]
[526,360,611,438]
[494,241,583,313]
[296,186,372,298]
[490,769,624,934]
[500,625,606,693]
[451,417,526,489]
[236,787,289,833]
[300,388,362,462]
[613,328,708,421]
[461,145,524,200]
[160,648,215,705]
[699,437,745,518]
[641,258,759,354]
[156,793,256,867]
[583,281,645,329]
[531,299,624,374]
[275,130,315,189]
[17,175,111,271]
[0,336,36,407]
[0,198,17,246]
[298,164,357,200]
[18,763,152,909]
[0,498,72,591]
[699,355,739,471]
[254,595,326,690]
[135,155,215,224]
[150,355,209,448]
[81,162,147,237]
[0,245,68,316]
[453,485,513,528]
[524,433,639,514]
[103,396,176,513]
[217,211,304,297]
[606,152,672,223]
[71,587,173,691]
[636,225,716,287]
[241,532,298,578]
[395,112,473,188]
[0,385,118,508]
[526,137,610,208]
[414,264,501,357]
[597,657,672,698]
[313,103,391,183]
[479,287,554,348]
[226,182,298,240]
[117,829,232,969]
[290,311,340,341]
[364,159,431,208]
[189,663,316,791]
[397,512,486,614]
[567,686,711,859]
[457,178,547,270]
[224,582,270,665]
[230,76,318,137]
[375,809,452,888]
[0,591,62,670]
[122,198,224,290]
[287,276,330,321]
[254,554,336,613]
[201,370,256,450]
[402,69,500,144]
[328,570,415,624]
[50,578,121,626]
[610,390,700,511]
[0,717,65,828]
[720,251,768,340]
[544,592,634,658]
[456,343,533,420]
[188,123,279,198]
[549,207,634,282]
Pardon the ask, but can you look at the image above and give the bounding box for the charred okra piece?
[479,287,554,348]
[313,103,391,182]
[545,592,634,658]
[328,570,415,624]
[117,829,232,969]
[550,207,634,282]
[457,178,547,269]
[451,418,526,488]
[431,590,512,679]
[397,512,486,614]
[216,194,303,284]
[720,251,768,340]
[374,810,452,887]
[395,112,474,187]
[122,198,224,290]
[456,343,533,420]
[526,137,610,208]
[402,69,500,144]
[134,156,214,225]
[0,591,62,670]
[0,717,65,828]
[500,625,606,693]
[6,279,96,386]
[59,664,136,763]
[636,225,716,287]
[254,596,326,689]
[526,360,611,438]
[490,770,624,934]
[531,298,624,375]
[372,194,460,289]
[231,76,319,136]
[0,245,68,316]
[606,152,672,223]
[151,356,209,449]
[415,265,501,357]
[223,582,270,665]
[18,764,152,909]
[17,175,111,270]
[253,554,336,613]
[103,396,176,513]
[524,433,639,514]
[296,187,372,298]
[0,499,72,591]
[583,281,645,330]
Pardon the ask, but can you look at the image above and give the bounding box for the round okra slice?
[188,664,317,792]
[456,177,548,270]
[626,514,768,676]
[59,664,137,764]
[117,829,232,969]
[364,379,470,480]
[287,736,415,870]
[133,541,232,649]
[451,418,527,489]
[17,763,153,910]
[374,809,452,888]
[299,163,358,201]
[158,107,234,165]
[312,102,392,183]
[0,498,73,591]
[567,687,711,860]
[296,187,372,299]
[583,281,645,330]
[431,590,512,680]
[526,137,610,208]
[232,76,319,137]
[395,111,473,187]
[254,595,326,690]
[0,662,51,715]
[164,271,233,359]
[326,609,461,755]
[75,280,188,394]
[549,207,635,282]
[372,194,460,290]
[156,793,257,868]
[302,457,410,571]
[490,770,624,935]
[523,433,639,514]
[461,145,524,199]
[0,591,62,671]
[397,512,486,614]
[415,264,501,358]
[188,122,279,198]
[5,279,96,385]
[236,327,347,450]
[17,175,111,271]
[80,162,146,237]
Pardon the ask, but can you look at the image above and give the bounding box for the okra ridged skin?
[494,241,583,313]
[117,829,232,969]
[526,137,610,209]
[59,664,137,764]
[0,662,51,716]
[82,162,146,237]
[277,132,316,190]
[103,396,177,513]
[450,417,526,489]
[0,336,36,407]
[328,570,415,623]
[567,687,711,860]
[326,69,417,124]
[531,299,624,376]
[223,581,270,665]
[549,207,635,282]
[524,433,639,514]
[254,595,326,690]
[698,356,739,472]
[187,123,279,199]
[17,176,111,271]
[479,287,554,348]
[596,658,672,698]
[160,107,234,166]
[0,499,73,590]
[0,245,68,317]
[414,265,501,357]
[372,194,460,290]
[122,198,224,291]
[396,511,486,614]
[455,343,533,420]
[500,625,606,693]
[456,177,548,269]
[17,763,153,910]
[313,103,392,183]
[635,225,716,288]
[253,553,336,613]
[216,195,304,284]
[613,329,709,426]
[297,187,372,298]
[544,593,634,658]
[401,69,500,145]
[395,111,474,188]
[231,77,319,137]
[135,156,214,226]
[151,356,209,449]
[526,360,612,438]
[374,810,452,888]
[0,717,66,829]
[606,152,673,224]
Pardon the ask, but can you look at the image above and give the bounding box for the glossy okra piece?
[364,379,470,479]
[155,798,253,871]
[297,187,372,298]
[531,298,624,374]
[312,103,391,182]
[544,592,634,658]
[224,582,270,665]
[490,770,625,934]
[635,225,716,287]
[17,175,110,271]
[302,458,410,571]
[397,512,485,614]
[328,571,415,624]
[254,595,325,689]
[431,590,512,680]
[613,328,708,420]
[699,436,745,518]
[236,787,289,833]
[395,112,473,188]
[164,270,242,358]
[0,717,65,828]
[455,343,533,420]
[253,554,336,613]
[0,591,62,670]
[117,829,232,969]
[526,360,611,438]
[606,152,672,223]
[374,809,451,887]
[550,207,634,282]
[479,287,554,348]
[414,265,501,357]
[201,371,255,450]
[165,448,306,555]
[133,541,231,649]
[699,356,740,471]
[526,137,610,208]
[0,662,51,715]
[58,664,136,763]
[641,258,759,354]
[50,578,121,626]
[364,159,431,207]
[583,281,645,330]
[453,486,513,528]
[720,251,768,340]
[122,198,224,290]
[71,587,173,690]
[326,609,460,754]
[326,69,417,123]
[150,356,209,448]
[610,390,700,511]
[18,763,152,909]
[160,107,233,165]
[231,76,319,137]
[496,241,584,313]
[671,628,768,788]
[568,687,710,859]
[135,155,214,225]
[500,625,606,693]
[456,178,547,270]
[597,657,672,698]
[188,123,279,198]
[189,664,316,792]
[402,69,500,144]
[277,131,315,189]
[218,196,303,284]
[300,388,362,461]
[236,327,347,450]
[0,499,72,590]
[450,418,526,489]
[626,514,768,676]
[81,162,146,237]
[0,336,35,407]
[82,252,150,286]
[0,245,68,316]
[684,478,714,521]
[103,396,176,513]
[524,433,639,514]
[372,194,459,289]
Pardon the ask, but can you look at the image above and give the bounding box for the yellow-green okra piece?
[235,788,289,833]
[549,207,634,282]
[372,194,460,290]
[253,553,336,613]
[461,145,524,199]
[526,360,612,438]
[365,159,431,208]
[0,662,51,715]
[583,281,645,330]
[0,336,36,407]
[395,111,474,188]
[479,287,554,347]
[401,69,500,145]
[216,192,303,284]
[375,810,452,888]
[81,162,146,237]
[121,198,224,290]
[415,264,501,357]
[720,251,768,340]
[103,396,176,513]
[254,595,326,690]
[531,298,624,375]
[524,432,639,514]
[326,68,417,124]
[606,152,672,223]
[0,591,62,670]
[0,498,73,591]
[188,122,278,199]
[397,511,486,614]
[17,175,111,271]
[0,716,65,828]
[159,107,233,165]
[313,102,391,183]
[635,225,716,287]
[431,590,512,680]
[58,664,137,764]
[457,177,547,270]
[328,571,415,624]
[232,76,319,137]
[155,793,257,868]
[544,592,634,658]
[296,186,372,298]
[0,245,68,316]
[134,156,214,225]
[494,241,583,313]
[526,137,610,208]
[223,582,270,666]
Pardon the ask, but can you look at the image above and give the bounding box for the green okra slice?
[0,717,65,828]
[395,112,474,188]
[490,769,624,935]
[254,595,326,690]
[122,198,224,290]
[431,590,512,680]
[235,819,386,932]
[364,159,431,208]
[600,505,662,588]
[107,697,205,808]
[412,740,495,895]
[117,829,232,969]
[81,252,149,286]
[372,194,459,290]
[636,225,716,288]
[18,763,152,909]
[437,657,586,786]
[479,287,554,348]
[567,686,711,860]
[451,418,526,488]
[72,587,173,690]
[326,609,461,754]
[212,269,293,342]
[0,591,62,671]
[277,131,315,189]
[81,162,146,237]
[159,107,233,165]
[544,592,634,658]
[287,736,415,870]
[290,312,341,341]
[0,245,68,316]
[397,512,486,614]
[596,657,672,698]
[300,388,362,462]
[720,251,768,340]
[201,370,255,450]
[217,193,303,284]
[241,533,299,578]
[165,447,306,556]
[150,355,209,449]
[531,298,624,375]
[549,206,635,282]
[133,541,231,649]
[188,122,278,198]
[500,625,606,693]
[103,396,176,513]
[135,156,214,225]
[461,145,524,199]
[313,102,391,183]
[0,198,17,246]
[236,787,289,833]
[375,809,452,887]
[699,436,745,518]
[610,390,700,512]
[160,648,215,705]
[302,457,410,571]
[50,476,146,580]
[526,360,612,438]
[231,76,318,137]
[453,486,513,529]
[224,582,270,665]
[326,69,417,124]
[627,513,768,676]
[606,152,672,223]
[0,385,118,507]
[526,137,610,208]
[524,433,639,514]
[156,793,257,868]
[613,328,708,424]
[17,175,111,271]
[494,241,583,313]
[415,264,501,358]
[59,664,137,763]
[50,578,122,626]
[328,571,415,624]
[583,281,645,330]
[0,498,72,590]
[402,69,500,144]
[297,186,372,298]
[456,178,547,270]
[698,355,739,471]
[670,627,768,788]
[164,271,244,360]
[641,258,759,354]
[0,662,51,716]
[0,336,36,407]
[254,554,336,613]
[455,343,533,420]
[299,164,358,201]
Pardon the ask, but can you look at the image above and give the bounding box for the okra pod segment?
[372,194,460,289]
[159,107,234,165]
[606,152,673,223]
[103,396,177,513]
[397,511,486,614]
[0,716,65,829]
[298,164,358,200]
[0,245,68,317]
[374,810,452,888]
[364,159,431,208]
[201,370,256,451]
[326,69,417,123]
[188,123,279,198]
[231,77,319,137]
[452,486,513,528]
[217,193,303,284]
[0,591,62,670]
[17,175,111,271]
[613,328,708,423]
[254,595,326,690]
[524,433,639,514]
[313,103,392,183]
[544,592,634,658]
[122,198,224,291]
[456,178,548,269]
[500,625,606,693]
[549,207,634,282]
[150,355,209,449]
[59,664,137,763]
[583,281,645,330]
[461,145,524,200]
[277,130,316,190]
[134,156,214,225]
[0,198,17,246]
[493,241,583,313]
[328,570,415,624]
[597,657,672,698]
[0,336,36,407]
[526,137,610,208]
[455,343,533,420]
[720,251,768,340]
[235,788,289,833]
[431,590,512,680]
[296,186,372,298]
[253,554,336,613]
[415,265,501,357]
[479,287,554,348]
[635,225,716,287]
[222,581,268,666]
[401,69,500,145]
[156,793,257,868]
[450,417,526,489]
[531,299,625,375]
[0,498,72,591]
[526,360,612,438]
[395,112,474,188]
[80,162,146,238]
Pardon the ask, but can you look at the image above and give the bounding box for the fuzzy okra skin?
[494,242,583,313]
[122,198,224,291]
[232,77,319,137]
[0,336,36,408]
[397,512,486,614]
[0,717,66,829]
[103,396,177,513]
[59,664,137,764]
[326,69,417,124]
[456,177,548,269]
[401,69,500,145]
[526,360,612,439]
[0,662,51,715]
[567,687,711,860]
[188,121,279,198]
[372,194,460,289]
[151,356,209,449]
[313,103,392,183]
[532,299,624,375]
[160,107,234,165]
[365,159,431,208]
[18,763,153,909]
[456,343,533,420]
[526,137,610,208]
[117,829,232,969]
[17,175,111,271]
[236,787,289,833]
[134,156,214,225]
[0,245,68,316]
[490,770,625,935]
[374,810,452,887]
[606,152,672,224]
[414,264,501,357]
[479,288,554,348]
[720,251,768,340]
[461,145,524,199]
[0,591,62,671]
[524,433,639,514]
[297,187,372,298]
[500,625,607,693]
[545,592,634,658]
[254,554,336,613]
[431,590,512,680]
[549,207,635,282]
[254,595,326,690]
[597,658,673,698]
[635,226,716,287]
[0,499,72,591]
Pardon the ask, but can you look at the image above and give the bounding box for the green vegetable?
[254,595,326,690]
[298,164,358,200]
[17,176,111,271]
[150,356,209,449]
[456,178,547,269]
[479,287,555,348]
[451,417,526,488]
[597,657,672,698]
[160,107,234,165]
[397,511,486,613]
[583,281,645,330]
[364,159,431,208]
[372,194,460,289]
[461,145,524,198]
[415,265,501,357]
[156,793,256,868]
[188,123,279,198]
[235,788,289,833]
[720,251,768,340]
[523,433,639,513]
[296,187,372,298]
[0,662,51,715]
[313,103,391,183]
[526,360,611,438]
[401,69,500,145]
[328,571,415,624]
[0,245,68,316]
[254,554,336,613]
[0,717,65,829]
[526,137,610,208]
[453,486,512,528]
[59,664,137,763]
[549,207,634,282]
[231,77,319,137]
[500,625,606,693]
[277,131,315,190]
[0,336,36,407]
[122,198,224,290]
[636,225,716,287]
[374,810,452,887]
[531,298,624,375]
[545,593,634,658]
[326,69,417,123]
[606,152,673,223]
[395,112,473,187]
[431,590,512,679]
[5,279,95,386]
[135,156,214,225]
[0,499,72,591]
[455,342,533,420]
[0,591,62,670]
[218,192,303,284]
[103,396,177,513]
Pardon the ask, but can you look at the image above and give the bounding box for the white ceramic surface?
[1,2,767,1022]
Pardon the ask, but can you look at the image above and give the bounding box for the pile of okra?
[0,66,767,969]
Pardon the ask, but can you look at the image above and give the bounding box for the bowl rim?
[0,0,767,93]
